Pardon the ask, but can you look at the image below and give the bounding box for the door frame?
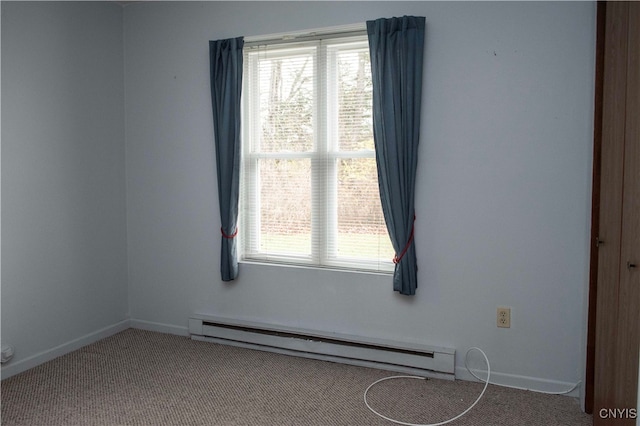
[585,0,606,415]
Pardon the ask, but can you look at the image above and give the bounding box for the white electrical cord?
[364,346,582,425]
[463,355,581,395]
[363,347,491,426]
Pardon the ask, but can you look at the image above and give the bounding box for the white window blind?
[240,32,394,272]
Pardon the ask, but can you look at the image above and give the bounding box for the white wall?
[124,0,596,395]
[0,0,596,397]
[1,2,129,374]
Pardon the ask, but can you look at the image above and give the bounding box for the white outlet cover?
[1,345,15,363]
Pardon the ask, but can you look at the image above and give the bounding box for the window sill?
[238,259,394,277]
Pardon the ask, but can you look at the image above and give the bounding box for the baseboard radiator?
[189,315,455,380]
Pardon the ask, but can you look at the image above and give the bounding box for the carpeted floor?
[1,329,592,425]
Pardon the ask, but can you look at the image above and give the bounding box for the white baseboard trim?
[130,319,189,337]
[0,317,581,401]
[1,319,131,380]
[455,366,581,398]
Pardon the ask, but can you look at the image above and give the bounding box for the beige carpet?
[1,329,592,425]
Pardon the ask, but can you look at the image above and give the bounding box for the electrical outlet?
[497,307,511,328]
[1,344,15,363]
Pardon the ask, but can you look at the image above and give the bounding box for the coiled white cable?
[463,354,581,395]
[363,347,491,426]
[364,346,582,425]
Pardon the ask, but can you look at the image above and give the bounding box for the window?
[240,31,394,272]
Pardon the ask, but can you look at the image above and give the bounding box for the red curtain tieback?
[221,227,238,239]
[393,215,415,264]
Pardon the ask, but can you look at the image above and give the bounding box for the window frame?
[240,30,394,274]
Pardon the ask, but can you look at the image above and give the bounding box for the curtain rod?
[244,28,368,49]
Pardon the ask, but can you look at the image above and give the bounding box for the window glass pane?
[243,35,393,272]
[336,158,394,260]
[259,158,312,256]
[336,49,373,151]
[258,52,314,152]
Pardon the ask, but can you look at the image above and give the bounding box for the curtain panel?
[209,37,244,281]
[367,16,425,295]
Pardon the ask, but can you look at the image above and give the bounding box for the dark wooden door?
[593,3,640,424]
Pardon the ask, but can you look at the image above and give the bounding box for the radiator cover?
[189,315,455,380]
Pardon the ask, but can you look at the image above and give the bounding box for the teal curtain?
[209,37,244,281]
[367,16,425,295]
